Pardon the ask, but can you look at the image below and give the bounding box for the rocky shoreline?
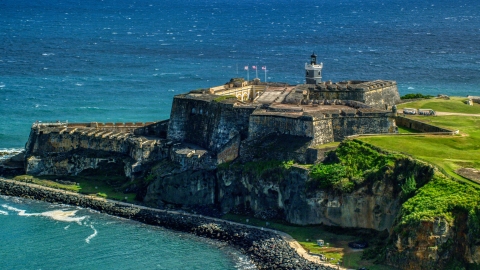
[0,178,336,270]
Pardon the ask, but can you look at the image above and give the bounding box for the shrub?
[401,176,417,199]
[96,192,107,198]
[400,93,434,100]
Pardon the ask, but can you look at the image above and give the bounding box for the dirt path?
[435,111,480,117]
[400,110,480,117]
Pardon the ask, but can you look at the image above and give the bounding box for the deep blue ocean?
[0,0,479,268]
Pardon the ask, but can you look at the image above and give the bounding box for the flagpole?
[262,66,267,83]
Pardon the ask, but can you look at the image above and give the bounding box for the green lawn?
[398,97,480,114]
[359,115,480,185]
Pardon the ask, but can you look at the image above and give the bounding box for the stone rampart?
[330,114,393,141]
[24,124,170,177]
[248,114,315,140]
[311,80,400,109]
[0,178,334,270]
[167,94,255,153]
[249,109,393,145]
[395,116,456,133]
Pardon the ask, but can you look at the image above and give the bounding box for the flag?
[244,66,249,70]
[262,66,266,70]
[252,66,257,70]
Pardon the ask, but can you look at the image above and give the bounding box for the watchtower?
[305,52,323,84]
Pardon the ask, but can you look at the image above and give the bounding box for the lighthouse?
[305,52,323,84]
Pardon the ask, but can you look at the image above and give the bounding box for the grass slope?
[398,97,480,114]
[360,115,480,185]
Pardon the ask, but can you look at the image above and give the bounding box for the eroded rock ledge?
[0,178,336,270]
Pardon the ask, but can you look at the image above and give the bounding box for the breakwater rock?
[0,178,335,270]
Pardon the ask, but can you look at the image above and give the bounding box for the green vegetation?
[309,140,398,193]
[12,173,137,203]
[312,141,340,149]
[397,96,480,114]
[96,192,107,198]
[399,172,480,226]
[359,115,480,184]
[400,93,434,100]
[220,159,295,183]
[358,97,480,258]
[213,95,236,102]
[12,175,81,192]
[396,126,419,134]
[401,176,416,199]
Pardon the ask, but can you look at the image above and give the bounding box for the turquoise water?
[1,0,479,150]
[0,195,253,269]
[0,0,479,268]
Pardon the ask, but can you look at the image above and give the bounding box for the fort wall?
[167,95,255,153]
[363,84,400,109]
[248,114,315,140]
[330,114,393,140]
[311,81,400,109]
[24,124,169,177]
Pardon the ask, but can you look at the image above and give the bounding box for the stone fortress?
[22,54,408,232]
[25,53,400,177]
[168,53,400,163]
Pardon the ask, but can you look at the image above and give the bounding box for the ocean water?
[0,0,479,267]
[1,0,479,151]
[0,195,253,269]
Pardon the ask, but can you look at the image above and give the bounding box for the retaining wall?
[395,116,455,133]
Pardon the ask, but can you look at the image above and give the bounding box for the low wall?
[395,116,455,133]
[0,178,334,270]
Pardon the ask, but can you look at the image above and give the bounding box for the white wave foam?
[85,225,98,244]
[0,148,24,160]
[408,87,415,90]
[1,204,33,216]
[64,225,70,230]
[1,205,87,224]
[41,210,87,224]
[0,210,8,215]
[42,53,55,56]
[0,84,5,88]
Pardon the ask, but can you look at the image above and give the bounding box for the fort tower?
[305,52,323,84]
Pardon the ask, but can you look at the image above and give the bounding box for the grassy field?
[360,97,480,185]
[11,174,137,202]
[398,97,480,114]
[360,115,480,185]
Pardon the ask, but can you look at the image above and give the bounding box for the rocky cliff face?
[216,165,400,231]
[386,206,480,269]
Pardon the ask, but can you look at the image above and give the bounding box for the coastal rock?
[0,178,335,270]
